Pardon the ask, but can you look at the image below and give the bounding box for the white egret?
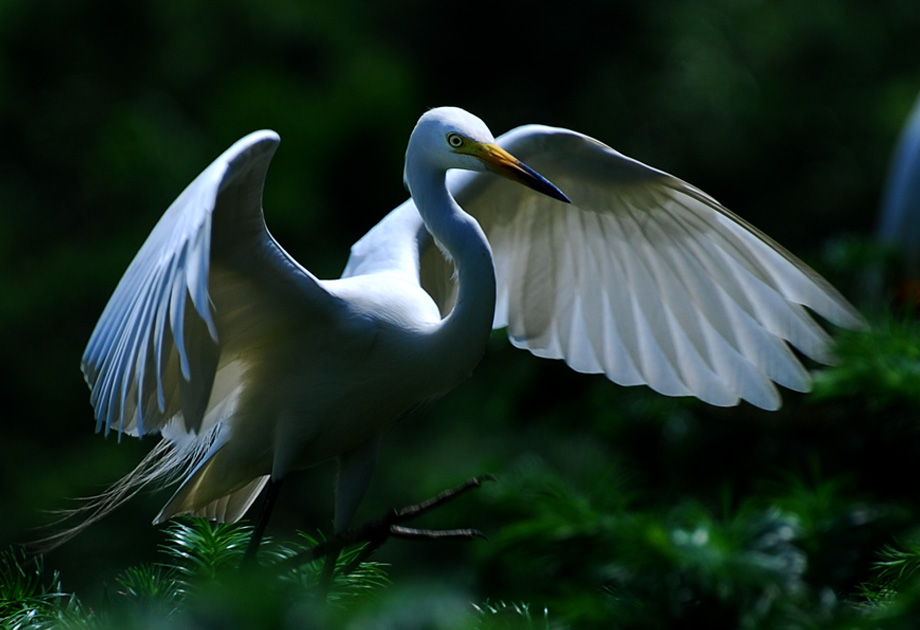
[57,107,863,556]
[878,92,920,300]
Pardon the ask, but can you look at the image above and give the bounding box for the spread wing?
[83,130,338,439]
[409,124,864,410]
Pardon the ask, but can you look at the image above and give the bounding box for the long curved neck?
[410,166,497,383]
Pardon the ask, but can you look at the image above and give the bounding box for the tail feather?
[33,423,221,552]
[197,476,269,523]
[153,437,268,525]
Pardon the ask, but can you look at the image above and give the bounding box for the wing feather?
[647,204,799,400]
[438,124,865,409]
[82,130,336,438]
[632,197,779,407]
[592,213,646,385]
[340,123,863,410]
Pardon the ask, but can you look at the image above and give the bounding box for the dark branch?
[274,475,495,572]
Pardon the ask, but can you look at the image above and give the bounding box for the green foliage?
[0,519,571,628]
[477,461,811,628]
[0,547,82,630]
[846,539,920,630]
[874,541,920,587]
[0,519,397,628]
[473,601,550,630]
[813,318,920,409]
[281,531,392,607]
[114,563,179,609]
[161,519,253,584]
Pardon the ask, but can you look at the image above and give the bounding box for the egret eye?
[447,133,464,148]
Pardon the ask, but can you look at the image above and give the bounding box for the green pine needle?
[473,600,551,629]
[812,317,920,409]
[0,547,82,630]
[160,518,254,582]
[873,542,920,587]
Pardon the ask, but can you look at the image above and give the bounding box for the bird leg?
[242,477,283,566]
[280,474,495,575]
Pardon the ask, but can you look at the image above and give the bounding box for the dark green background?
[2,0,918,617]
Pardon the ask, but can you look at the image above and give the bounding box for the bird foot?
[280,474,495,572]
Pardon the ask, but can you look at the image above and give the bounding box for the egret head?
[405,107,570,203]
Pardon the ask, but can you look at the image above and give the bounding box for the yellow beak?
[475,143,571,203]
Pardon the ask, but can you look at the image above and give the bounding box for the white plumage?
[64,107,862,550]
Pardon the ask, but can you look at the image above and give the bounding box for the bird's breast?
[217,286,471,478]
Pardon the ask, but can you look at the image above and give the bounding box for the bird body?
[148,124,504,527]
[61,107,863,549]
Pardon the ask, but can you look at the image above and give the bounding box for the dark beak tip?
[502,153,572,204]
[554,188,572,204]
[529,170,572,204]
[539,180,571,204]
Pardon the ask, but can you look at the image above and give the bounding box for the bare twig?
[276,475,495,573]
